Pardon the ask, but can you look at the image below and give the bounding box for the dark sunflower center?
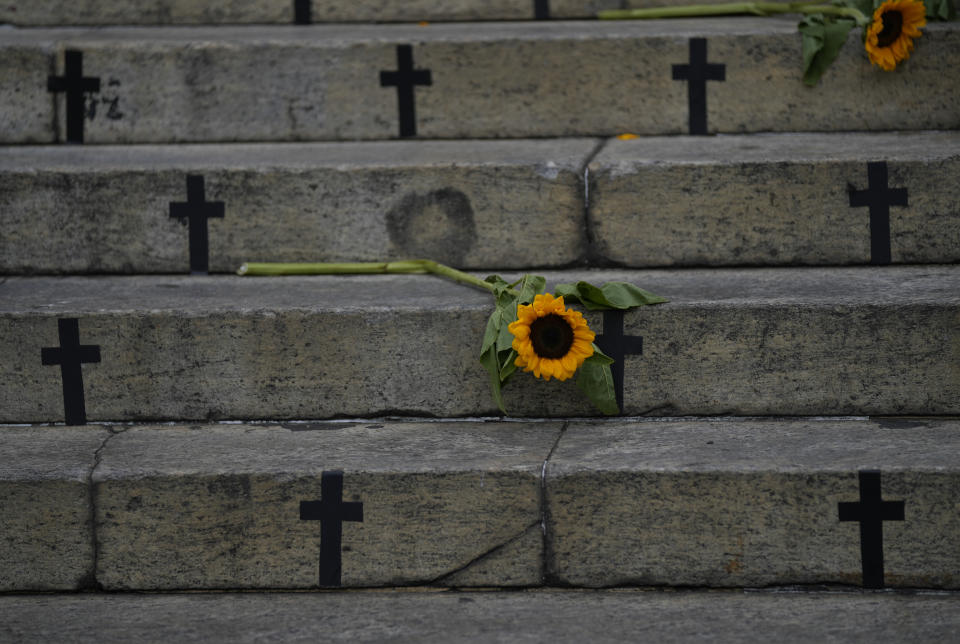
[530,314,575,359]
[877,10,903,48]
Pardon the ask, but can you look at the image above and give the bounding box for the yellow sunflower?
[508,293,595,381]
[865,0,926,71]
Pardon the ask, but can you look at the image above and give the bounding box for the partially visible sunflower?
[865,0,927,71]
[508,293,595,381]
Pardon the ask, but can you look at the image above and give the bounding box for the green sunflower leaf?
[799,14,857,87]
[555,280,669,310]
[480,289,519,414]
[485,274,516,307]
[485,273,509,290]
[479,344,507,414]
[480,305,503,355]
[850,0,874,20]
[576,348,619,416]
[498,349,518,382]
[925,0,956,20]
[516,274,546,304]
[496,302,518,353]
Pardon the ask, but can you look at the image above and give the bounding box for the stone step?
[2,590,959,644]
[588,131,960,267]
[2,418,958,591]
[3,133,959,274]
[2,267,958,422]
[0,0,786,26]
[4,20,957,144]
[0,139,595,273]
[3,0,606,25]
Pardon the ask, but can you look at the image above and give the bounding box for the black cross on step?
[838,470,905,589]
[380,45,432,138]
[594,310,643,414]
[300,470,364,587]
[169,175,225,274]
[848,161,907,266]
[534,0,550,19]
[672,38,725,135]
[41,318,101,426]
[294,0,311,24]
[47,50,101,144]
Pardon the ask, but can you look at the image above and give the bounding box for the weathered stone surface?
[1,20,957,142]
[0,43,56,143]
[0,267,958,421]
[589,131,960,266]
[0,0,621,25]
[0,139,592,273]
[1,0,293,25]
[546,418,960,588]
[3,589,960,643]
[0,426,110,590]
[93,422,558,589]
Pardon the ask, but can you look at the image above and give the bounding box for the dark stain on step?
[386,188,477,266]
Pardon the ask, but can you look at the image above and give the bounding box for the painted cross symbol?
[169,175,225,274]
[41,318,101,426]
[380,44,432,138]
[838,470,905,589]
[534,0,550,19]
[293,0,311,24]
[848,161,907,265]
[47,50,101,144]
[300,470,364,587]
[672,38,725,135]
[594,309,643,413]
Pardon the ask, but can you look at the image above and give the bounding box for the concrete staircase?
[2,1,959,640]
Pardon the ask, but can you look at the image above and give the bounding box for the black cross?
[594,310,643,413]
[534,0,550,19]
[848,161,907,266]
[838,470,905,589]
[47,50,101,144]
[41,318,101,426]
[294,0,311,24]
[380,45,432,138]
[169,175,225,274]
[300,470,364,587]
[672,38,725,135]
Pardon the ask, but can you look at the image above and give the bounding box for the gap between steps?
[81,426,127,591]
[579,137,612,266]
[423,420,569,587]
[0,415,879,429]
[540,421,569,585]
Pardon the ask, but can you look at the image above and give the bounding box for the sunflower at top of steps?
[600,0,955,86]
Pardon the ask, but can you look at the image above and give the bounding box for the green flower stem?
[238,261,428,276]
[599,2,868,24]
[237,260,510,295]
